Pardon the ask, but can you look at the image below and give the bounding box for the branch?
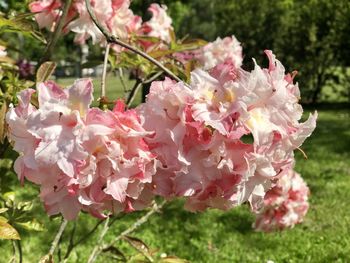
[118,68,128,94]
[49,219,68,256]
[16,240,23,263]
[40,0,72,64]
[87,216,111,263]
[126,79,142,108]
[107,201,165,246]
[101,43,111,100]
[126,71,163,107]
[84,0,183,83]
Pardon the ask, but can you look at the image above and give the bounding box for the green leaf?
[102,246,127,261]
[17,201,33,212]
[36,62,56,83]
[0,208,8,214]
[16,219,45,232]
[0,15,46,43]
[124,236,150,253]
[0,216,8,223]
[0,221,20,240]
[3,191,15,202]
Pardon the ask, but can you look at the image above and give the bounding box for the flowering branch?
[41,0,72,64]
[84,0,183,83]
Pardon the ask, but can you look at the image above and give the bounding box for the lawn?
[1,78,349,262]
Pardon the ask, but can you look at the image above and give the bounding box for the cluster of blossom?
[6,80,157,220]
[196,36,243,70]
[138,50,317,212]
[7,49,316,221]
[253,169,310,232]
[19,2,317,225]
[29,0,173,46]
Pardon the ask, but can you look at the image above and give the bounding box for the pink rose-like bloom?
[7,80,157,220]
[197,36,243,70]
[29,0,62,30]
[253,169,310,232]
[138,50,316,212]
[142,4,173,44]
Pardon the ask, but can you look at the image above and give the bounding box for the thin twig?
[40,0,72,64]
[49,219,68,256]
[87,216,111,263]
[16,240,23,263]
[118,68,128,93]
[108,201,165,246]
[9,240,16,263]
[101,43,111,99]
[84,0,183,83]
[126,79,142,107]
[62,221,77,261]
[87,201,166,263]
[126,71,163,107]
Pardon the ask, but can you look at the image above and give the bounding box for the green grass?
[56,74,141,107]
[1,95,349,262]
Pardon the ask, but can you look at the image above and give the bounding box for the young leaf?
[0,208,8,214]
[102,246,127,261]
[0,221,20,240]
[36,62,56,83]
[123,236,153,262]
[16,220,45,232]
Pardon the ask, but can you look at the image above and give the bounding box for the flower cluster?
[138,50,317,212]
[6,80,156,220]
[197,36,243,70]
[253,169,310,232]
[30,0,173,46]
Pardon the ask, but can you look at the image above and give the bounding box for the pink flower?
[107,0,141,40]
[67,0,113,44]
[29,0,62,30]
[197,36,243,70]
[253,169,310,232]
[138,51,316,212]
[142,4,173,43]
[7,80,157,220]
